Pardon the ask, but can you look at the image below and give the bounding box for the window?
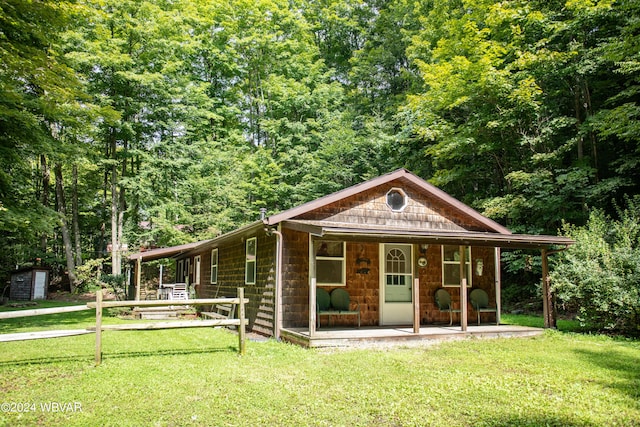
[177,260,184,282]
[386,188,407,212]
[245,237,257,285]
[210,249,218,284]
[315,240,346,286]
[442,245,472,287]
[194,255,201,285]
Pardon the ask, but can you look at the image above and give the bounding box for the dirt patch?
[46,290,117,302]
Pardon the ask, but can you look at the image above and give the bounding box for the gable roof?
[128,169,574,263]
[265,168,512,234]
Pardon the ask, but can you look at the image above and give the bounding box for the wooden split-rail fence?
[0,288,248,365]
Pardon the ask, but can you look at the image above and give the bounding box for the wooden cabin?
[129,169,573,346]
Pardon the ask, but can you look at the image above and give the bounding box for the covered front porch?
[285,224,575,344]
[281,324,544,348]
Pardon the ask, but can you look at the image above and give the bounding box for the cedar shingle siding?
[192,229,277,336]
[297,181,492,232]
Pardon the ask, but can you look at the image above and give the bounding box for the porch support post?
[309,278,317,337]
[413,278,420,334]
[460,245,468,332]
[135,257,142,301]
[541,248,556,328]
[309,235,317,337]
[495,247,501,325]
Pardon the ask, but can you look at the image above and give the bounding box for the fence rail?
[92,288,247,365]
[0,288,248,365]
[0,304,90,319]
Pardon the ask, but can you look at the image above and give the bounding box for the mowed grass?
[0,304,639,426]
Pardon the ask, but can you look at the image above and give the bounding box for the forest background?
[1,0,639,310]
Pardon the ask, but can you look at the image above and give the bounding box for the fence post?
[238,287,246,356]
[95,290,103,366]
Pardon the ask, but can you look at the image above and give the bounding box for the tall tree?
[0,0,87,280]
[402,0,638,234]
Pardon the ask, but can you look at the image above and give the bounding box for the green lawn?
[0,303,638,426]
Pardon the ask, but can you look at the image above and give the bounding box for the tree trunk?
[54,163,77,291]
[40,155,50,254]
[72,164,83,266]
[110,137,120,275]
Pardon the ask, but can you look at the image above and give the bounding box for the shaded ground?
[46,290,116,302]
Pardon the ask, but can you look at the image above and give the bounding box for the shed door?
[380,244,413,325]
[33,271,47,300]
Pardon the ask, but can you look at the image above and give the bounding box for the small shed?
[10,267,50,301]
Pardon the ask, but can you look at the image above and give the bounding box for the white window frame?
[386,187,408,212]
[210,248,218,285]
[194,255,201,285]
[177,260,184,282]
[245,237,257,285]
[442,245,472,287]
[314,240,346,286]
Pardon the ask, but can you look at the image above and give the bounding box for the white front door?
[380,244,413,325]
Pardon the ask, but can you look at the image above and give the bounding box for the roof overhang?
[128,241,208,262]
[281,220,574,250]
[128,221,266,263]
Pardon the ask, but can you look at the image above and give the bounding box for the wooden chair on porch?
[469,289,499,325]
[170,283,188,301]
[435,288,460,326]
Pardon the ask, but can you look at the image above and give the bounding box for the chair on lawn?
[469,288,498,325]
[435,288,460,326]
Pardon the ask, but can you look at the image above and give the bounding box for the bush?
[74,258,106,293]
[551,197,640,336]
[101,273,127,300]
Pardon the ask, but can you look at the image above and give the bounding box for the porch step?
[138,311,178,320]
[280,325,545,348]
[133,306,192,320]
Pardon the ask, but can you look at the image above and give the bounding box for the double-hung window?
[442,245,472,287]
[245,238,257,285]
[194,255,201,285]
[315,240,346,286]
[177,260,184,282]
[210,249,218,285]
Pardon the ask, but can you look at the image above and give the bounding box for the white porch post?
[309,235,317,337]
[495,247,501,325]
[460,245,468,331]
[135,257,142,301]
[310,278,317,337]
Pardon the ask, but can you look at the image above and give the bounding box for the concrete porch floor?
[280,324,544,348]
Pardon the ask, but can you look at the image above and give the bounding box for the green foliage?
[552,196,640,335]
[73,258,106,292]
[1,0,640,297]
[1,321,639,426]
